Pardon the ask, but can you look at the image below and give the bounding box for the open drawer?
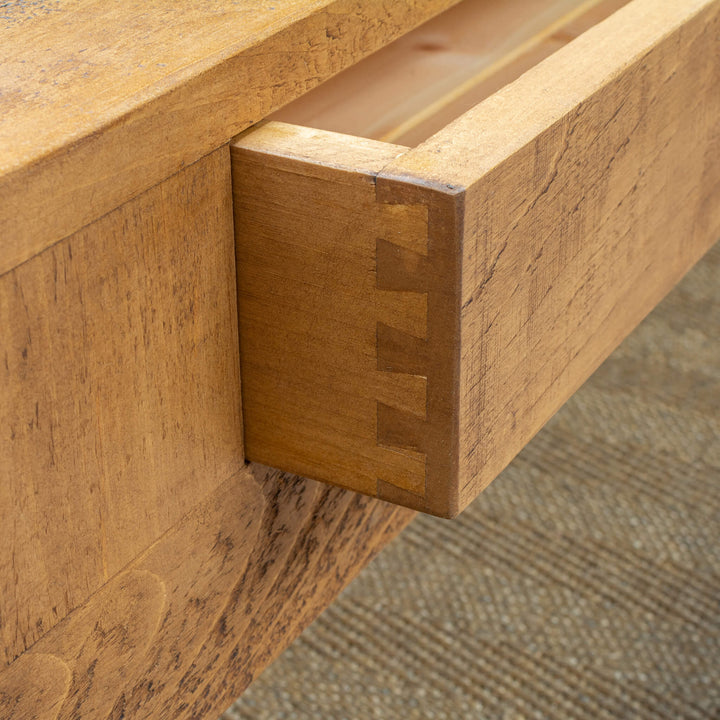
[231,0,720,517]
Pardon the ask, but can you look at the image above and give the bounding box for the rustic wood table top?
[0,0,459,275]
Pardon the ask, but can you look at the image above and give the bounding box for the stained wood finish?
[233,0,720,516]
[0,466,413,720]
[388,0,720,511]
[0,147,242,666]
[232,126,432,499]
[0,0,462,277]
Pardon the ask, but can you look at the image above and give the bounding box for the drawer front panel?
[232,130,434,500]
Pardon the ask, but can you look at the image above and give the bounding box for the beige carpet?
[223,242,720,720]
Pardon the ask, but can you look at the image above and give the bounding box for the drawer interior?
[273,0,630,146]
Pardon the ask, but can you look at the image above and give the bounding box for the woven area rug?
[223,242,720,720]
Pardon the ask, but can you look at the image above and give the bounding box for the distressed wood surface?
[0,147,243,666]
[0,465,413,720]
[0,0,461,277]
[386,0,720,511]
[274,0,626,145]
[234,0,720,516]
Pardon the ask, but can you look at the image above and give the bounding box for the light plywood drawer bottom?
[232,0,720,517]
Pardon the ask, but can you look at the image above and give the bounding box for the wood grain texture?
[391,0,631,147]
[232,124,436,501]
[0,146,243,665]
[274,0,626,145]
[234,0,720,516]
[0,465,414,720]
[384,0,720,511]
[0,0,462,277]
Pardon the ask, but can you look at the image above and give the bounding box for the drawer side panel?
[456,0,720,508]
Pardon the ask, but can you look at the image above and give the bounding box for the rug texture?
[223,242,720,720]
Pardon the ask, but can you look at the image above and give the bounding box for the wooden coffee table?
[1,1,718,717]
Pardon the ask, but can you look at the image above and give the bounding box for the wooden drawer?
[232,0,720,517]
[1,0,717,715]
